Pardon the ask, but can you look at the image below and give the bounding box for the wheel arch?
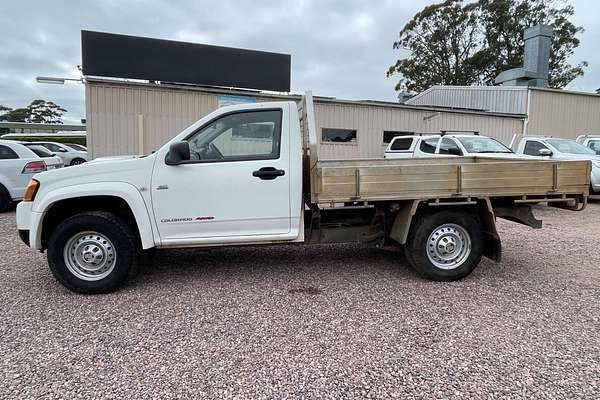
[35,183,156,250]
[390,198,501,262]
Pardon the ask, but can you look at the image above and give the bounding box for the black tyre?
[47,211,139,294]
[70,158,86,166]
[404,209,483,281]
[0,185,10,213]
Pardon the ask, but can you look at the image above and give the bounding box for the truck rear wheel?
[47,211,139,294]
[404,209,483,281]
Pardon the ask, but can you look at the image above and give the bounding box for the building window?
[383,130,414,144]
[322,128,357,143]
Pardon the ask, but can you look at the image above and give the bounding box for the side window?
[588,140,600,153]
[187,110,282,162]
[419,138,439,154]
[0,145,19,160]
[523,141,547,156]
[322,128,357,143]
[383,131,414,144]
[41,143,64,152]
[390,138,413,151]
[438,138,462,155]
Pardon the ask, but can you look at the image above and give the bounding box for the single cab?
[17,93,591,293]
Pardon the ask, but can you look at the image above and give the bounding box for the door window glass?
[187,110,282,162]
[438,138,462,155]
[588,140,600,153]
[523,141,547,156]
[419,138,439,154]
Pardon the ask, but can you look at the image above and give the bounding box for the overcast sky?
[0,0,598,123]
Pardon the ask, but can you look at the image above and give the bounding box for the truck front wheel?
[404,210,483,281]
[47,211,139,294]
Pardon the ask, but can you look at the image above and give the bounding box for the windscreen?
[547,139,596,155]
[456,137,512,153]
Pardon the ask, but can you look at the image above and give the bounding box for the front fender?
[31,182,156,250]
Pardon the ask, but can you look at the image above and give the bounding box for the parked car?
[23,142,87,166]
[0,140,63,212]
[513,135,600,193]
[16,93,590,293]
[384,133,531,159]
[575,134,600,155]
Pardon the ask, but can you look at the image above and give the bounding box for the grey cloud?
[0,0,597,123]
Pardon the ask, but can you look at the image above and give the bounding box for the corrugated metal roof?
[406,85,529,114]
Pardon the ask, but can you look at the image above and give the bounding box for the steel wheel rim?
[426,223,471,270]
[63,231,117,281]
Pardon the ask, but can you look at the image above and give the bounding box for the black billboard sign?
[81,30,291,92]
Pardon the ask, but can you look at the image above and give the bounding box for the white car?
[575,135,600,155]
[384,133,531,159]
[0,140,63,212]
[24,142,87,166]
[514,136,600,193]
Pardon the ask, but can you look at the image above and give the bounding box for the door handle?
[252,167,285,180]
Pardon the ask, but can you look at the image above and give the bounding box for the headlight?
[23,179,40,202]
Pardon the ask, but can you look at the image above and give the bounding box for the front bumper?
[16,201,42,249]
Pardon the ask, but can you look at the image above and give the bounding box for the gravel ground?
[1,203,599,399]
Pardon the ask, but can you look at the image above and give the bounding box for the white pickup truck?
[16,93,590,293]
[513,135,600,193]
[384,133,529,159]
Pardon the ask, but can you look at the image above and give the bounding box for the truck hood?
[473,153,540,160]
[33,153,156,187]
[86,155,142,164]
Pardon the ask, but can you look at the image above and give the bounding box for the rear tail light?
[22,160,46,174]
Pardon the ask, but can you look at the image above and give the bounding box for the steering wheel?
[196,142,224,160]
[208,142,224,160]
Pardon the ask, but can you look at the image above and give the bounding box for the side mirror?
[165,141,190,165]
[538,149,553,157]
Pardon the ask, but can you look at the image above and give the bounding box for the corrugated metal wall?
[406,85,529,114]
[86,81,524,160]
[527,88,600,137]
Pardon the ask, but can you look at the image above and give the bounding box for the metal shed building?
[85,78,525,160]
[407,85,600,139]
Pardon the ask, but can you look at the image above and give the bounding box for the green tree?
[387,0,587,92]
[3,100,67,123]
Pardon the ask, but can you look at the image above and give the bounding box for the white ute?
[513,135,600,194]
[384,132,531,160]
[16,93,590,293]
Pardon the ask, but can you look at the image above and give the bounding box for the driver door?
[151,106,291,243]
